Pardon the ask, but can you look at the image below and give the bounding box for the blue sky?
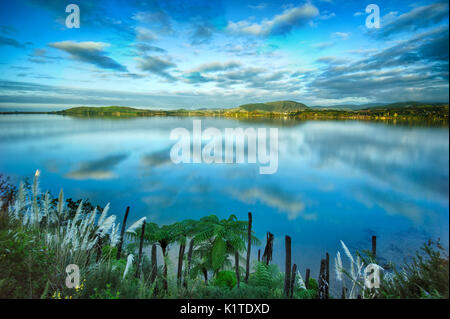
[0,0,448,110]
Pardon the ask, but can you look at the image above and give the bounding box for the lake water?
[0,114,448,292]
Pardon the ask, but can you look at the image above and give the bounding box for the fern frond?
[296,270,306,290]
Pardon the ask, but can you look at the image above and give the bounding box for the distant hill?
[238,100,309,112]
[364,101,448,110]
[57,106,151,115]
[310,103,382,110]
[40,101,447,124]
[310,101,448,111]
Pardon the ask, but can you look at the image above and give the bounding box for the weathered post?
[284,235,292,297]
[135,221,146,278]
[161,244,169,292]
[318,259,326,299]
[202,268,208,284]
[341,287,347,299]
[183,238,195,288]
[235,251,240,288]
[258,249,261,262]
[372,235,377,259]
[325,252,330,299]
[150,244,157,283]
[177,243,186,286]
[262,232,274,265]
[305,268,311,289]
[290,263,297,298]
[116,206,130,260]
[245,212,252,283]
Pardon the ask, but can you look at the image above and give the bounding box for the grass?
[376,240,449,299]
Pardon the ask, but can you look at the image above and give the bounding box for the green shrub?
[377,240,449,299]
[0,227,55,298]
[213,270,237,289]
[90,284,120,299]
[187,283,284,299]
[102,245,118,259]
[307,278,318,291]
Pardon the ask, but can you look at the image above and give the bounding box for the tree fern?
[212,237,226,271]
[250,262,272,288]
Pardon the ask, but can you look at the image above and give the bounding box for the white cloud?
[248,3,267,10]
[227,3,319,36]
[332,32,350,39]
[319,12,336,20]
[50,41,109,51]
[189,61,241,73]
[48,41,126,71]
[135,27,158,41]
[311,41,334,49]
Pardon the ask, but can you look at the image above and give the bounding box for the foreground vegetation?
[0,173,448,299]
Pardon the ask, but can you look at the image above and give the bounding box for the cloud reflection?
[229,186,315,220]
[141,148,172,168]
[296,122,449,203]
[66,153,128,180]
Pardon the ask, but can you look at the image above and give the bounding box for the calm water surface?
[0,114,448,291]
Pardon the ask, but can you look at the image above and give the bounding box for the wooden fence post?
[262,232,274,265]
[183,238,194,288]
[325,252,330,299]
[305,268,310,289]
[116,206,130,260]
[245,212,252,283]
[235,251,240,288]
[284,235,292,297]
[318,259,326,299]
[290,263,297,298]
[150,244,157,283]
[177,243,186,286]
[135,221,146,278]
[372,235,377,259]
[341,287,347,299]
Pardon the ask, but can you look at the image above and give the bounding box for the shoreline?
[1,110,448,126]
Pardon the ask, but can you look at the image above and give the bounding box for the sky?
[0,0,448,111]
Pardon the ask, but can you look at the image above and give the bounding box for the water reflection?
[66,153,128,180]
[0,114,448,286]
[229,187,309,221]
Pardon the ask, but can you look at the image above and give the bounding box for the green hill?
[364,101,447,110]
[49,102,448,123]
[238,100,309,112]
[57,106,152,115]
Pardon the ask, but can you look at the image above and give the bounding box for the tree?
[172,219,198,286]
[192,214,260,283]
[141,222,179,292]
[0,174,16,211]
